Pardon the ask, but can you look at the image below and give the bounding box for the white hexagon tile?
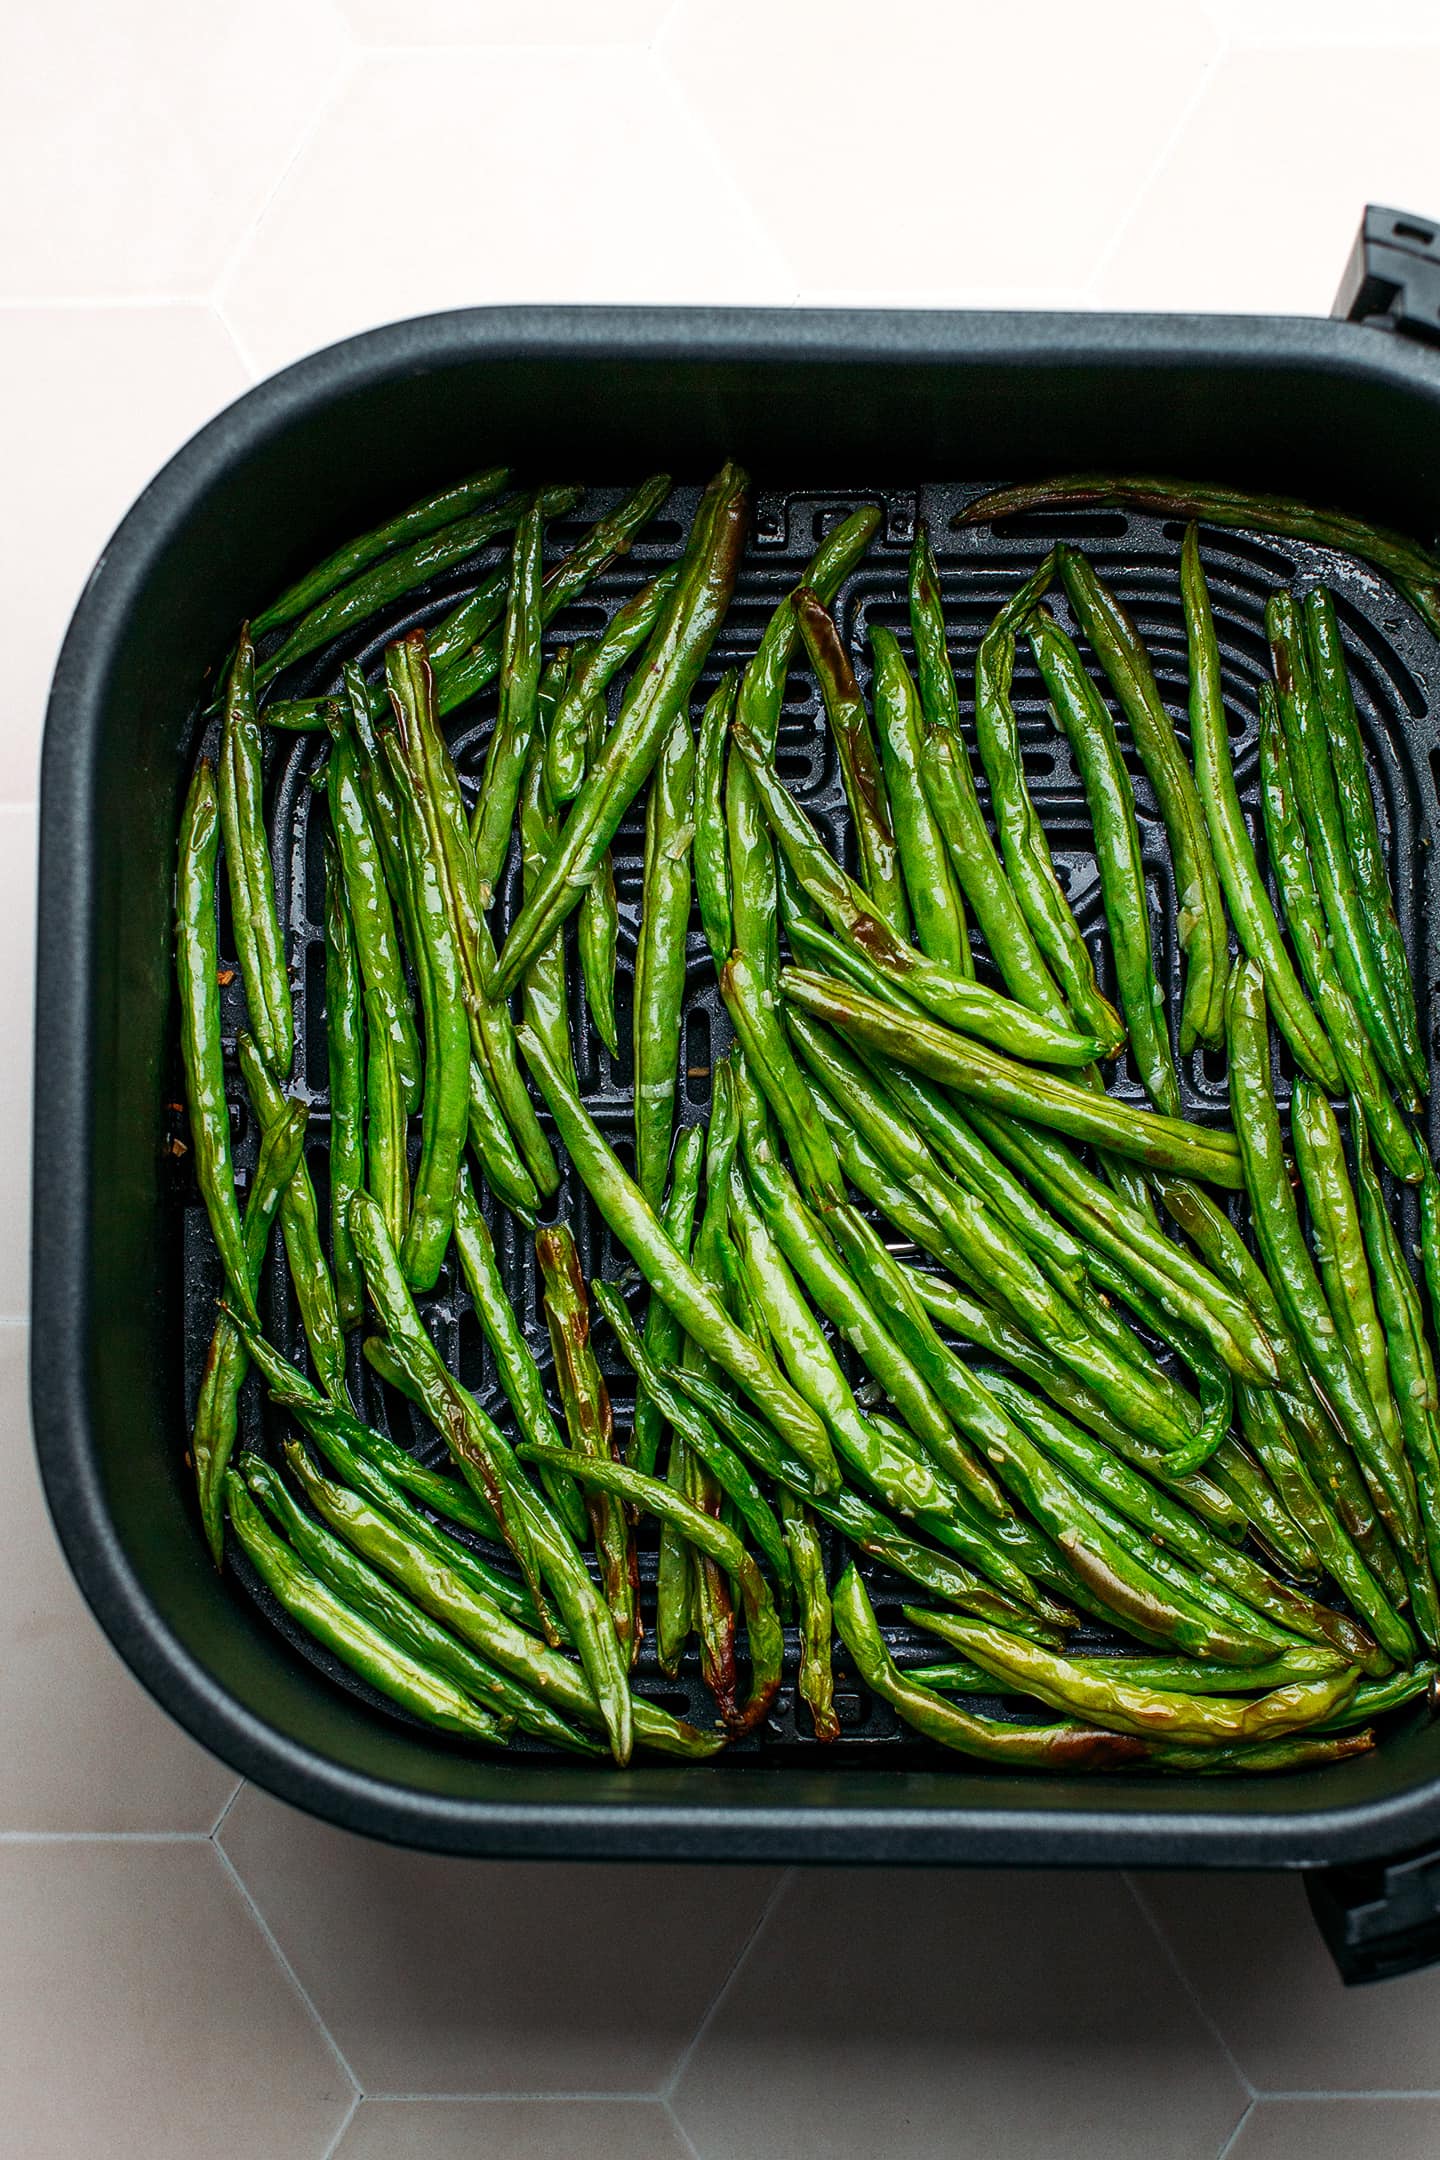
[10,4,1440,2156]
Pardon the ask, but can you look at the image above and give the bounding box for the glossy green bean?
[218,630,293,1077]
[779,1487,838,1741]
[323,840,366,1329]
[518,1022,840,1491]
[548,567,683,804]
[629,1125,705,1480]
[1268,591,1412,1102]
[911,1610,1358,1747]
[1027,608,1177,1114]
[956,473,1440,642]
[1257,684,1420,1179]
[327,689,423,1113]
[733,729,1099,1067]
[834,1567,1145,1767]
[518,658,577,1090]
[1057,545,1229,1051]
[191,1101,308,1563]
[176,760,257,1326]
[225,1475,506,1743]
[973,580,1126,1054]
[252,468,511,636]
[451,1166,587,1546]
[869,625,969,973]
[634,707,696,1206]
[721,949,842,1208]
[238,1031,346,1401]
[784,967,1245,1187]
[1305,585,1427,1100]
[493,465,749,996]
[795,587,906,935]
[577,690,621,1060]
[693,674,737,972]
[471,500,545,897]
[1181,527,1341,1090]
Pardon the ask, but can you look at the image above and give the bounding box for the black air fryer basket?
[34,206,1440,1983]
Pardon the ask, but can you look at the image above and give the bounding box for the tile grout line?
[210,1835,364,2101]
[1248,2088,1440,2102]
[209,1780,246,1838]
[1215,2098,1255,2159]
[661,2092,704,2160]
[359,2088,663,2104]
[0,1829,214,1843]
[318,2089,360,2160]
[659,1866,793,2103]
[1122,1872,1257,2100]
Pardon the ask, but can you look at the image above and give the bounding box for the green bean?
[537,1224,638,1664]
[323,839,366,1330]
[256,486,579,690]
[834,1567,1144,1766]
[451,1166,587,1546]
[869,625,969,973]
[593,1278,790,1588]
[471,500,545,897]
[245,1450,596,1755]
[630,1125,705,1480]
[192,1102,309,1563]
[464,1054,538,1221]
[1151,1731,1378,1772]
[1257,685,1420,1179]
[1181,527,1340,1091]
[252,467,511,636]
[238,1032,347,1401]
[348,1189,636,1760]
[1235,1380,1412,1668]
[548,568,683,804]
[327,693,423,1113]
[634,707,696,1206]
[784,967,1244,1187]
[910,524,1069,1017]
[1305,585,1427,1100]
[258,1435,716,1759]
[693,675,737,972]
[963,1646,1347,1695]
[987,1369,1378,1670]
[1225,961,1421,1547]
[1292,1082,1416,1529]
[1315,1665,1437,1732]
[670,1367,1060,1639]
[576,694,621,1060]
[733,729,1099,1066]
[518,659,576,1091]
[1056,546,1229,1051]
[973,584,1126,1055]
[493,465,749,996]
[1353,1116,1440,1622]
[1422,1157,1440,1352]
[436,474,674,719]
[735,1070,1005,1514]
[523,1443,784,1738]
[907,1267,1245,1537]
[377,683,469,1291]
[1268,591,1413,1102]
[237,1317,505,1551]
[721,949,843,1208]
[795,587,907,935]
[1027,607,1177,1113]
[177,760,257,1326]
[225,1475,507,1743]
[387,628,558,1202]
[218,631,293,1078]
[957,472,1440,642]
[778,1487,838,1740]
[518,1022,840,1490]
[915,1609,1358,1747]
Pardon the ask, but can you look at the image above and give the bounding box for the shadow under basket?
[33,204,1440,1982]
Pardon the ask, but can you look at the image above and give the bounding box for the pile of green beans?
[172,464,1440,1774]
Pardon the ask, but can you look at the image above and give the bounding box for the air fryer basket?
[32,206,1440,1978]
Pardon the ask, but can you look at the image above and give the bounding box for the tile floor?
[8,2,1440,2152]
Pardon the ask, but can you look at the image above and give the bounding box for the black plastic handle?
[1308,1846,1440,1983]
[1333,204,1440,342]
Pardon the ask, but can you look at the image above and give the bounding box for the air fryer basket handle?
[1334,204,1440,340]
[1308,1848,1440,1984]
